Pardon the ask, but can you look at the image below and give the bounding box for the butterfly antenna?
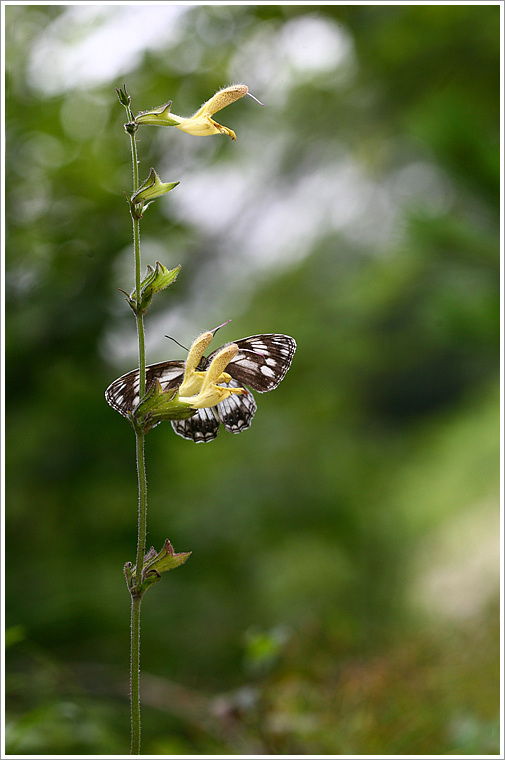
[164,335,189,352]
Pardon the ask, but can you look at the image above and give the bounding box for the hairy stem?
[124,96,147,755]
[134,428,148,585]
[130,136,146,400]
[130,593,142,754]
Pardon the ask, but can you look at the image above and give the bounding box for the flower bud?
[115,84,131,107]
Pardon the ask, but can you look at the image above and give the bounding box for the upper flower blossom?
[135,85,249,140]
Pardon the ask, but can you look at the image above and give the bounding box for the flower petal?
[193,84,248,117]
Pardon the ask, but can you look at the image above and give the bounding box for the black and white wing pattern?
[105,361,185,418]
[105,333,296,442]
[172,378,258,442]
[213,334,297,393]
[170,406,220,444]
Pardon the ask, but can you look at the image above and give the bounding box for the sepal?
[131,167,179,207]
[124,539,191,597]
[121,262,181,314]
[133,379,196,432]
[135,101,180,127]
[115,84,131,107]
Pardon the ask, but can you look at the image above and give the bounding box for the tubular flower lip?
[178,330,234,397]
[178,331,214,397]
[135,84,249,140]
[179,342,247,409]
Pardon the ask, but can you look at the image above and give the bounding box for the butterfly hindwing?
[213,378,258,434]
[170,379,258,442]
[171,406,220,443]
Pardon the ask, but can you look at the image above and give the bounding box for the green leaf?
[124,540,191,596]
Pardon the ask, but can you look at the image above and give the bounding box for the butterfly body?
[105,334,296,442]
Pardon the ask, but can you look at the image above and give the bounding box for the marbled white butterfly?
[105,334,296,442]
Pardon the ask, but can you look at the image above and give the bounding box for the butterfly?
[105,334,296,442]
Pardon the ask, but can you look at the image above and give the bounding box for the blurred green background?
[4,3,501,756]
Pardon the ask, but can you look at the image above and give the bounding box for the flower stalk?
[117,86,148,755]
[112,82,253,753]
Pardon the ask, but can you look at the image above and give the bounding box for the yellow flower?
[135,84,249,140]
[178,333,246,408]
[129,331,246,431]
[177,331,214,396]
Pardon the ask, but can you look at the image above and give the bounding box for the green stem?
[133,218,146,399]
[134,429,148,585]
[130,594,142,755]
[130,426,148,755]
[129,126,146,399]
[124,96,147,755]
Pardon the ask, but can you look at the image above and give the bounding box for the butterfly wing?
[214,334,297,392]
[213,379,258,434]
[171,406,220,443]
[171,379,257,442]
[105,360,186,418]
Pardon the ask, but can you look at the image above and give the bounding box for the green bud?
[131,167,179,206]
[116,84,131,107]
[140,261,181,303]
[124,562,134,591]
[124,121,138,136]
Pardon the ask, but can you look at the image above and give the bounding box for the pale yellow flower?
[178,336,246,409]
[135,85,249,140]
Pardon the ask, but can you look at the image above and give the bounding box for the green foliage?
[5,4,500,755]
[125,539,192,597]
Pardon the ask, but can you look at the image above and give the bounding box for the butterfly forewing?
[105,361,185,418]
[210,334,297,393]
